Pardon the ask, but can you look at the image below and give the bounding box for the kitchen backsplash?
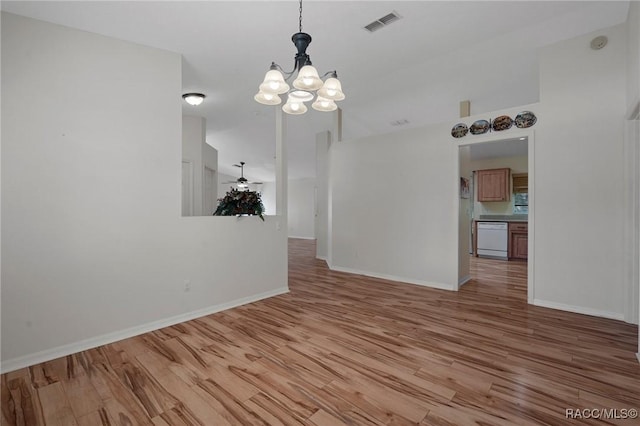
[474,200,514,219]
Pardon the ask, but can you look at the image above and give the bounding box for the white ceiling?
[469,137,528,161]
[1,1,629,182]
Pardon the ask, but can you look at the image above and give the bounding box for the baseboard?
[458,275,471,287]
[636,352,640,364]
[329,265,455,291]
[288,236,316,240]
[316,255,327,261]
[0,286,290,374]
[533,299,625,321]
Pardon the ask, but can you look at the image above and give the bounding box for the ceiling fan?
[222,162,263,189]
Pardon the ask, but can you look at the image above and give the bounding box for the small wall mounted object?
[590,35,608,50]
[460,177,470,199]
[450,111,537,138]
[514,111,537,128]
[451,123,469,138]
[491,115,513,131]
[459,100,471,117]
[470,119,490,135]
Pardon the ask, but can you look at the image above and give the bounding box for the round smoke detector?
[590,35,608,50]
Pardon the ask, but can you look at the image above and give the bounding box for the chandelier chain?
[299,0,303,32]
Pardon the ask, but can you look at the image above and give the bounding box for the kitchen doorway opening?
[456,132,535,304]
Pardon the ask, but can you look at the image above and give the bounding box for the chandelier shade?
[292,65,323,91]
[254,91,282,105]
[312,96,337,112]
[259,69,290,95]
[253,0,345,115]
[317,76,345,101]
[282,98,308,115]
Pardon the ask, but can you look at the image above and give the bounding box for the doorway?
[456,132,535,303]
[182,160,194,216]
[203,166,217,216]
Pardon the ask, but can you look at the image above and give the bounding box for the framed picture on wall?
[460,177,470,199]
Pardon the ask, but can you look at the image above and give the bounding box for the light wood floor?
[2,239,639,425]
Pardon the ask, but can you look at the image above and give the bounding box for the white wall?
[471,155,528,218]
[329,23,629,321]
[534,24,627,320]
[260,182,276,216]
[0,13,288,371]
[330,124,459,290]
[627,1,639,116]
[288,178,316,239]
[315,131,331,260]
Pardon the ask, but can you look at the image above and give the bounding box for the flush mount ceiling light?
[254,0,345,115]
[182,93,205,106]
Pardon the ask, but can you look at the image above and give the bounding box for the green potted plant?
[213,188,265,221]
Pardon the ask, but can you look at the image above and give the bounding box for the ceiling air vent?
[364,11,401,33]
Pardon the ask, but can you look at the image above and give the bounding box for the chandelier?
[254,0,345,115]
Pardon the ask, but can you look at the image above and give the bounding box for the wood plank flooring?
[2,238,639,425]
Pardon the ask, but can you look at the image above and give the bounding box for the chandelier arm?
[271,62,297,80]
[319,70,338,79]
[282,61,297,81]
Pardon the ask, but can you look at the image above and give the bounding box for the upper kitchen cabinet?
[477,168,510,202]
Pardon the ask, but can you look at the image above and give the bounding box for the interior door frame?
[182,160,194,217]
[203,165,217,216]
[454,129,535,304]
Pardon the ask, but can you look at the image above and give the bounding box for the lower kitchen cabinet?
[508,222,528,260]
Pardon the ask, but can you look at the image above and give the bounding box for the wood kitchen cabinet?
[508,222,528,260]
[477,168,510,202]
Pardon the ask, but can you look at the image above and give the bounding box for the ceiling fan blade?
[226,162,249,185]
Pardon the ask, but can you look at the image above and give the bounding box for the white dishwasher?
[477,222,508,259]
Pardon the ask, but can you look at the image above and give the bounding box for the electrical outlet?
[184,280,191,292]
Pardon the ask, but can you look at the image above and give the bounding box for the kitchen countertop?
[476,215,528,222]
